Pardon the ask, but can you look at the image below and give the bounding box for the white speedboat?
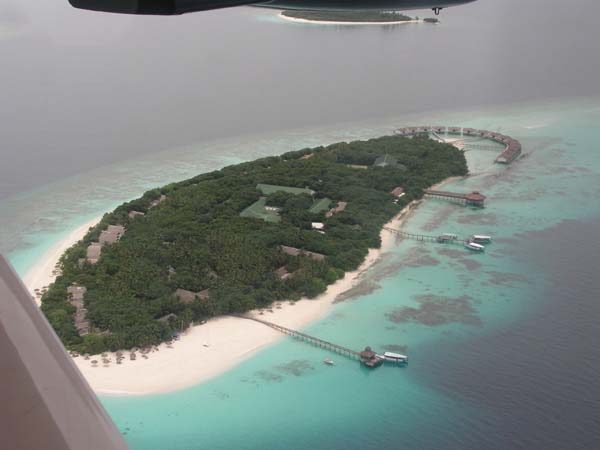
[383,352,408,363]
[464,241,485,252]
[323,359,334,365]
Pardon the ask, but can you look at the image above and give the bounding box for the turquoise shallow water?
[3,98,600,449]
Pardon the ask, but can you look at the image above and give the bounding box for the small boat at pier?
[464,241,485,252]
[471,235,492,244]
[383,352,408,363]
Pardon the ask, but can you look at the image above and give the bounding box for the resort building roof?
[86,243,102,264]
[325,201,347,217]
[275,266,290,279]
[359,346,377,360]
[149,194,167,208]
[67,285,89,335]
[158,313,177,323]
[374,154,398,168]
[99,225,125,245]
[279,245,325,261]
[128,210,145,219]
[174,288,210,304]
[390,187,405,197]
[256,183,315,196]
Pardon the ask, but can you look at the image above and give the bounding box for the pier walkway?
[462,142,503,151]
[423,189,486,207]
[383,226,463,245]
[233,315,361,360]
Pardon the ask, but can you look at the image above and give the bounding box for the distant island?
[280,10,440,24]
[42,135,467,354]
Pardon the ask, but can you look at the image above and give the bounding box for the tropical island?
[279,10,439,24]
[41,134,467,356]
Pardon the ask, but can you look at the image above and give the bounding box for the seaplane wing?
[68,0,476,15]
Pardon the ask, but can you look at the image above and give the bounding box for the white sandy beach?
[278,12,423,26]
[23,217,101,305]
[22,202,417,396]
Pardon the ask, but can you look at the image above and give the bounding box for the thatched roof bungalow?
[326,201,347,218]
[150,194,167,208]
[275,266,290,279]
[158,313,177,323]
[174,288,210,304]
[86,243,102,264]
[279,245,325,261]
[67,285,89,335]
[359,346,383,368]
[390,187,405,197]
[99,225,125,245]
[128,210,145,219]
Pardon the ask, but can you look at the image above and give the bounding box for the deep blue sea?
[2,98,599,449]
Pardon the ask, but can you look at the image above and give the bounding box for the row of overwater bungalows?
[395,126,521,164]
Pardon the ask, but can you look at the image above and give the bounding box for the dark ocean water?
[416,218,600,450]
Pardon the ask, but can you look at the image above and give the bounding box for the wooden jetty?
[234,315,384,367]
[462,142,503,151]
[394,125,521,164]
[423,189,486,207]
[383,227,463,246]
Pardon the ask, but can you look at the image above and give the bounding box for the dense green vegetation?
[281,10,413,23]
[41,135,467,354]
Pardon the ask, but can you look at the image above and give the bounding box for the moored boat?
[471,235,492,244]
[383,351,408,363]
[464,241,485,252]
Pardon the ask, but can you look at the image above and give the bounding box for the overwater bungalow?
[359,346,384,368]
[464,191,486,208]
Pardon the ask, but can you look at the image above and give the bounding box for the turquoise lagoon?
[3,98,600,449]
